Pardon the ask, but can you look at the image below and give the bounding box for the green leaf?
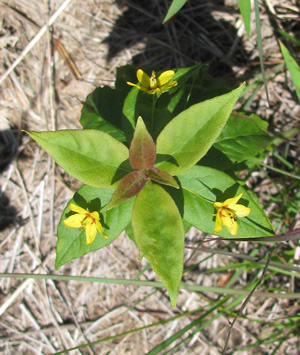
[163,0,187,23]
[56,185,133,268]
[238,0,251,39]
[279,40,300,102]
[122,87,141,143]
[27,130,130,188]
[147,167,179,189]
[80,86,126,142]
[132,181,184,307]
[197,147,236,172]
[169,64,203,86]
[156,83,245,175]
[214,113,272,162]
[177,165,274,238]
[115,65,139,93]
[277,30,300,47]
[129,117,156,171]
[106,171,147,210]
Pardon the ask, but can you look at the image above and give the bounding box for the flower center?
[219,206,237,221]
[149,71,157,89]
[82,213,96,227]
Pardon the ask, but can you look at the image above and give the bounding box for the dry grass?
[0,0,299,354]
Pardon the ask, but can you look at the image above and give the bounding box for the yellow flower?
[213,193,251,236]
[127,69,177,94]
[63,203,108,245]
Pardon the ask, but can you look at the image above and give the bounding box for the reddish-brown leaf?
[106,170,147,209]
[147,167,179,189]
[129,116,156,171]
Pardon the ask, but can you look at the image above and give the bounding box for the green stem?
[260,163,300,180]
[1,273,299,299]
[151,94,158,134]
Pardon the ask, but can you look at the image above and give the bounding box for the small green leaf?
[177,165,274,238]
[163,0,187,23]
[27,130,130,188]
[279,40,300,102]
[147,167,179,189]
[129,117,156,171]
[106,170,147,210]
[214,113,272,162]
[156,83,245,175]
[56,185,133,268]
[132,181,185,307]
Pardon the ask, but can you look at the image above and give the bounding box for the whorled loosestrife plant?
[27,66,274,307]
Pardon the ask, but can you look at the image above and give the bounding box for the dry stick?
[222,246,277,354]
[55,39,82,80]
[0,0,73,85]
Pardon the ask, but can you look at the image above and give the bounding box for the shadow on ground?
[0,129,18,231]
[104,0,249,76]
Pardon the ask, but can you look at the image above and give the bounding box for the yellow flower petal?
[160,81,177,91]
[69,203,88,215]
[224,193,243,208]
[85,222,97,245]
[137,69,150,88]
[213,192,250,236]
[90,211,100,220]
[95,220,109,239]
[64,214,84,228]
[157,70,175,86]
[214,201,223,209]
[213,211,223,233]
[221,209,238,235]
[233,204,251,217]
[127,69,177,94]
[127,81,139,88]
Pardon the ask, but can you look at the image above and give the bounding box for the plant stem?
[151,94,158,134]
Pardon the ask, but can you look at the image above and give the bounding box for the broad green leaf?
[238,0,251,39]
[132,181,184,307]
[279,40,300,102]
[177,165,274,238]
[214,113,272,162]
[106,171,147,210]
[163,0,187,23]
[27,130,130,188]
[147,167,179,189]
[129,117,156,171]
[156,83,245,175]
[56,185,133,268]
[80,86,126,142]
[197,147,236,172]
